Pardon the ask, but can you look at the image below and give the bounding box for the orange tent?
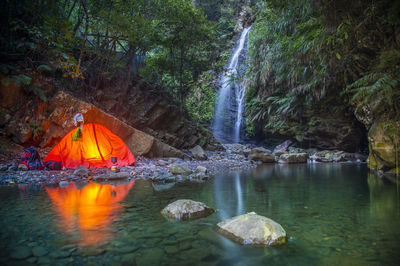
[44,123,135,168]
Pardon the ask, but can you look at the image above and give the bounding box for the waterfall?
[213,26,251,143]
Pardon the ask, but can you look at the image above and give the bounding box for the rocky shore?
[0,142,368,186]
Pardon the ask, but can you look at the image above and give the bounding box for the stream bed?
[1,163,399,265]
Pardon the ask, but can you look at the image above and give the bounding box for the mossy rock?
[368,120,400,170]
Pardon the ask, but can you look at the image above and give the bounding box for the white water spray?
[213,26,251,143]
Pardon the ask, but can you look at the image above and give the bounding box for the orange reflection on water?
[45,180,135,246]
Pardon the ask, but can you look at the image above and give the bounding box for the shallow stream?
[1,164,399,265]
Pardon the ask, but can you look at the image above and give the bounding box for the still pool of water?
[1,164,400,265]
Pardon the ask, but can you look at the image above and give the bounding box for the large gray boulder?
[168,163,192,176]
[273,140,293,156]
[216,212,287,246]
[279,153,308,163]
[190,145,207,160]
[161,199,214,220]
[249,147,275,163]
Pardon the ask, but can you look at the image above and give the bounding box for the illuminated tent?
[44,123,135,168]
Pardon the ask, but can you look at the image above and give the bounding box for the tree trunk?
[120,43,135,97]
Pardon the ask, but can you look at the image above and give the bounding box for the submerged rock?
[10,246,32,259]
[32,246,48,257]
[249,147,275,163]
[169,164,192,176]
[190,145,208,160]
[152,182,175,191]
[278,153,308,163]
[216,212,287,246]
[161,199,214,220]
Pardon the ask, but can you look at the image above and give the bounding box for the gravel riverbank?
[0,150,259,185]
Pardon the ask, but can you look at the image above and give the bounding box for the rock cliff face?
[1,82,188,158]
[43,91,187,158]
[365,118,399,174]
[259,115,366,153]
[85,80,221,151]
[1,74,222,158]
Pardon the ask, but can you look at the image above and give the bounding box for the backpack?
[20,146,44,170]
[44,160,63,170]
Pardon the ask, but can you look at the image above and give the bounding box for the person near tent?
[72,113,84,141]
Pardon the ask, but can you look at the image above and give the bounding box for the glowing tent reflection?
[45,181,135,246]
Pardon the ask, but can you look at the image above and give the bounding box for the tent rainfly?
[44,123,135,168]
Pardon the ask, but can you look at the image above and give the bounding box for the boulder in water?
[161,199,214,220]
[216,212,287,246]
[279,153,308,163]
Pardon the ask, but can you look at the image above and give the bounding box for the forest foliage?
[0,0,245,122]
[246,0,400,135]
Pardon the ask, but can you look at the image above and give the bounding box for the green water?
[1,164,400,265]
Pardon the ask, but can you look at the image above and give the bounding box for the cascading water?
[213,26,251,143]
